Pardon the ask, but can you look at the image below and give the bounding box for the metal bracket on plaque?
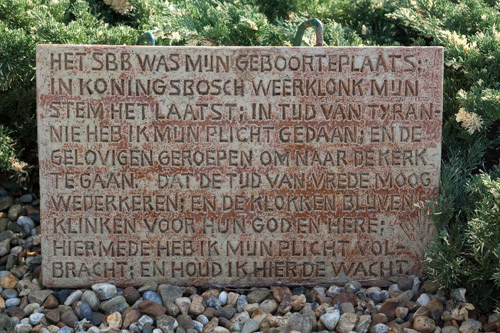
[137,18,324,47]
[293,18,324,46]
[137,30,158,46]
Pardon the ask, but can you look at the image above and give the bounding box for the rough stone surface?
[37,45,444,286]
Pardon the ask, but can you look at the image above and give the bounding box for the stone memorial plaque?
[37,45,443,287]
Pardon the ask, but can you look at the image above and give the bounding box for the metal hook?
[293,18,324,46]
[137,31,156,46]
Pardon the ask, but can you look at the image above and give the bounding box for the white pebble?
[416,293,431,306]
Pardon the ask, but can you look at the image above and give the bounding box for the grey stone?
[100,295,127,314]
[81,290,100,311]
[459,319,482,333]
[60,310,79,327]
[8,204,24,221]
[75,300,92,320]
[241,318,260,333]
[58,327,72,333]
[0,218,8,232]
[16,216,34,234]
[91,283,117,300]
[371,324,389,333]
[165,301,180,316]
[138,315,154,328]
[215,306,236,319]
[19,194,33,203]
[0,236,11,256]
[192,320,204,332]
[23,303,40,315]
[143,290,163,305]
[246,289,270,304]
[28,289,53,304]
[205,295,222,309]
[156,314,178,332]
[442,327,460,333]
[397,277,414,291]
[0,196,13,211]
[345,281,362,293]
[285,313,312,333]
[219,291,228,306]
[14,323,32,333]
[158,284,186,304]
[64,289,82,305]
[29,312,44,325]
[356,314,372,333]
[320,309,340,330]
[416,293,431,306]
[451,288,467,302]
[196,314,209,325]
[2,288,17,299]
[326,286,343,297]
[177,314,194,329]
[236,295,248,312]
[6,297,20,307]
[367,287,383,303]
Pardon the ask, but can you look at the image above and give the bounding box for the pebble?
[416,293,431,306]
[459,319,482,333]
[123,286,141,304]
[345,281,362,293]
[337,312,359,333]
[75,300,92,320]
[320,309,340,330]
[28,312,44,325]
[413,316,436,333]
[81,290,100,310]
[63,289,82,305]
[2,288,17,299]
[197,314,209,325]
[16,216,34,234]
[91,283,117,300]
[6,297,20,307]
[158,284,185,304]
[451,288,467,302]
[442,327,460,333]
[236,295,248,312]
[371,323,389,333]
[60,310,79,327]
[101,295,127,313]
[107,311,122,328]
[144,290,163,305]
[139,314,154,328]
[218,291,228,305]
[241,318,259,333]
[260,299,278,313]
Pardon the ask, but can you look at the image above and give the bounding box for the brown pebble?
[203,307,217,319]
[122,309,141,329]
[332,293,358,306]
[371,313,388,327]
[426,299,444,321]
[379,298,399,321]
[413,316,436,333]
[46,309,60,324]
[202,289,220,299]
[42,294,59,309]
[315,295,332,305]
[123,287,140,305]
[137,300,167,317]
